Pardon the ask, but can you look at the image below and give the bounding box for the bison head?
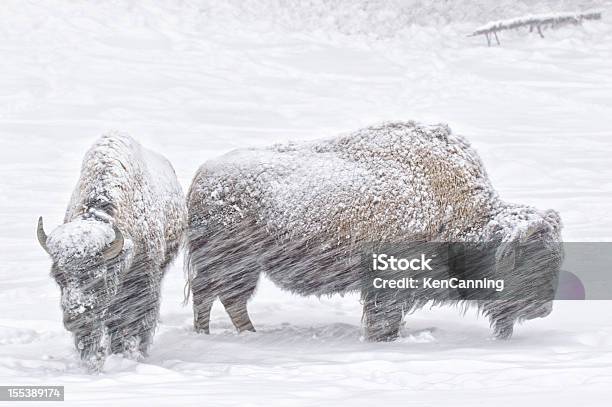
[37,215,132,368]
[485,208,564,339]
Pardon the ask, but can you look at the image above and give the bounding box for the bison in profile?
[185,121,563,341]
[38,133,186,370]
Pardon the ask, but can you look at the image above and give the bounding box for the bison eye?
[52,271,67,286]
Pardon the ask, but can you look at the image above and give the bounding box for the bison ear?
[543,209,562,233]
[524,221,548,242]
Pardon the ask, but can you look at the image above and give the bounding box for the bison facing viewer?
[37,133,186,370]
[185,121,563,341]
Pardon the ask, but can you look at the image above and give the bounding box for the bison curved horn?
[102,224,124,261]
[37,216,49,253]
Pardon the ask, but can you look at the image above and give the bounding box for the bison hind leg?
[218,267,259,333]
[188,221,262,334]
[190,267,259,334]
[220,295,256,333]
[192,289,214,334]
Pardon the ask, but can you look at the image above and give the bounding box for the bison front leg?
[492,316,514,340]
[362,292,404,342]
[130,289,161,356]
[484,302,516,340]
[75,325,110,372]
[109,272,161,358]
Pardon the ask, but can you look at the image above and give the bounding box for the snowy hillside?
[1,0,611,405]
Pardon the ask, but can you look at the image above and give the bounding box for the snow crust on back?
[55,132,186,263]
[191,121,555,245]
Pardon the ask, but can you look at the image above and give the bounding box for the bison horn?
[102,224,124,261]
[37,216,49,253]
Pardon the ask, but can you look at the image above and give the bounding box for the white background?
[1,1,611,405]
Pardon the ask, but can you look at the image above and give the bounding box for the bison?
[185,121,563,341]
[37,133,186,370]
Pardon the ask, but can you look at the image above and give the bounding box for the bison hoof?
[194,325,210,334]
[238,327,256,333]
[122,336,145,360]
[83,353,106,373]
[365,331,399,342]
[236,323,256,333]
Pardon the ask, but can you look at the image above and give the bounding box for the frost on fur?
[185,121,563,340]
[38,133,186,371]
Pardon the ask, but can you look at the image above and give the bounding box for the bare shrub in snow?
[186,121,563,341]
[37,133,186,371]
[469,10,602,45]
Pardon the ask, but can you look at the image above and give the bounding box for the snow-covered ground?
[1,1,611,405]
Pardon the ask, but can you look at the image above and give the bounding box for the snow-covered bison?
[37,133,186,370]
[185,121,563,341]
